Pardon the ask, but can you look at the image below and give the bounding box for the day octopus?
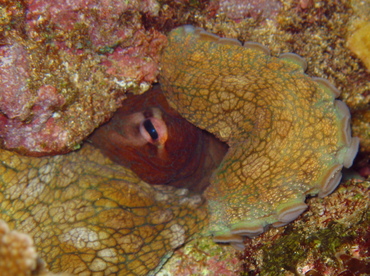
[0,26,360,275]
[96,25,359,247]
[90,85,228,193]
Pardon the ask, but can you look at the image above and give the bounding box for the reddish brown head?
[89,85,227,191]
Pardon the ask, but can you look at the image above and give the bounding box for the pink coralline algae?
[102,29,164,83]
[0,43,34,121]
[159,237,241,275]
[0,0,166,156]
[215,0,282,20]
[25,0,160,39]
[0,84,67,155]
[25,0,164,82]
[0,42,67,155]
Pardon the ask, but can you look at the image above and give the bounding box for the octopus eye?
[143,119,159,140]
[139,115,168,147]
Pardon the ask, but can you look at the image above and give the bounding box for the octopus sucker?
[275,201,309,225]
[243,42,271,56]
[278,52,308,72]
[318,163,343,198]
[312,77,341,98]
[342,137,360,168]
[335,99,353,146]
[159,25,360,245]
[230,221,265,237]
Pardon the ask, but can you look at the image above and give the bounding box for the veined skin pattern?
[160,26,359,245]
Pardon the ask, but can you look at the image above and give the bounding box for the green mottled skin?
[160,26,355,239]
[0,145,207,275]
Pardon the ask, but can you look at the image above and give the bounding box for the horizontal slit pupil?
[143,119,159,140]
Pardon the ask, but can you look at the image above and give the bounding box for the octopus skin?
[0,144,208,275]
[90,85,227,192]
[160,26,360,246]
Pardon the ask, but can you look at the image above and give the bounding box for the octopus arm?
[0,144,207,274]
[160,26,360,247]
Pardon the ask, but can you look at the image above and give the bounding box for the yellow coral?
[348,21,370,71]
[0,220,38,276]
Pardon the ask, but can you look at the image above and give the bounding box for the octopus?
[90,85,228,192]
[159,26,360,247]
[0,143,209,275]
[0,25,360,275]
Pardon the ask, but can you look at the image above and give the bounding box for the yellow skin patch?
[160,26,359,243]
[0,144,207,275]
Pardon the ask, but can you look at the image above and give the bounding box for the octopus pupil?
[143,119,158,140]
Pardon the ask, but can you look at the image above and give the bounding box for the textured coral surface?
[348,21,370,72]
[0,219,39,275]
[0,0,166,156]
[159,236,241,275]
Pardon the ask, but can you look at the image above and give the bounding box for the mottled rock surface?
[0,0,166,155]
